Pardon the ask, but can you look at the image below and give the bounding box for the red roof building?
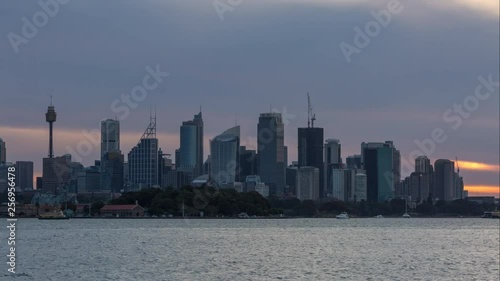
[100,204,144,217]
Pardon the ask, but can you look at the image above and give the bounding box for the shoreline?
[3,216,495,219]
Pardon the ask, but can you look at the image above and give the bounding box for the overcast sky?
[0,0,498,196]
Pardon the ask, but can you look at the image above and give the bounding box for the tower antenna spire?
[45,96,57,158]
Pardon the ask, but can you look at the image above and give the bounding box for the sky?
[0,0,498,196]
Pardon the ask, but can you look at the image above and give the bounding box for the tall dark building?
[0,138,6,164]
[36,177,43,190]
[102,152,124,193]
[239,146,257,181]
[362,142,397,202]
[346,155,362,169]
[15,161,34,191]
[193,111,204,176]
[257,113,285,196]
[298,127,324,197]
[42,156,71,194]
[434,159,455,201]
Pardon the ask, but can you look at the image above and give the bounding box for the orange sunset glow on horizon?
[457,161,500,173]
[465,185,500,197]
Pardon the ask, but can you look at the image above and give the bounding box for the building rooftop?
[101,204,142,211]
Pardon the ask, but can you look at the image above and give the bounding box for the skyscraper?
[239,146,257,181]
[179,122,197,174]
[354,173,367,201]
[346,155,362,169]
[410,156,433,201]
[298,127,324,196]
[362,142,397,202]
[434,159,455,201]
[210,126,240,186]
[0,138,6,164]
[128,115,160,189]
[258,113,285,196]
[455,172,464,199]
[193,111,204,177]
[42,156,72,194]
[408,172,431,203]
[179,111,204,180]
[415,156,431,174]
[324,139,341,197]
[102,152,124,192]
[15,161,34,191]
[297,131,323,164]
[101,119,120,159]
[101,119,121,191]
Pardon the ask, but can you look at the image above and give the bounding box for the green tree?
[91,201,105,216]
[299,200,317,217]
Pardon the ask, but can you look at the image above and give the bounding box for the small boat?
[481,211,500,218]
[38,210,69,220]
[402,213,411,219]
[238,212,250,219]
[375,215,384,218]
[336,212,350,219]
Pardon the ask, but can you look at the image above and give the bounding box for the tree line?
[93,187,497,217]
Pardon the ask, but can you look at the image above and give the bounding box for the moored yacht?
[336,212,350,219]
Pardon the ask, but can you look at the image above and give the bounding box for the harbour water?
[6,218,500,280]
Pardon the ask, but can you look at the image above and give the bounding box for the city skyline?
[0,0,498,196]
[0,101,497,197]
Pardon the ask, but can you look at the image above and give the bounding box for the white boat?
[402,213,411,218]
[375,215,384,218]
[336,212,350,219]
[238,212,250,219]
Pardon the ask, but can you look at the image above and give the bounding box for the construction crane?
[456,156,460,175]
[307,92,316,128]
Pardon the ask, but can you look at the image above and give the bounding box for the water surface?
[6,218,500,280]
